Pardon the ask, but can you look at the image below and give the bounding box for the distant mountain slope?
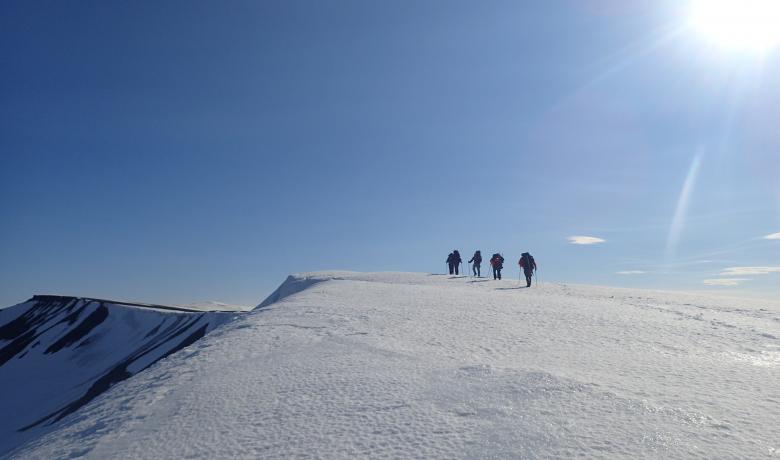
[0,295,234,456]
[6,273,780,459]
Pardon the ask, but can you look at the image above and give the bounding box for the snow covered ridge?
[0,295,235,456]
[6,272,780,459]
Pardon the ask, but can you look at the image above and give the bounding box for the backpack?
[491,254,504,268]
[521,253,534,270]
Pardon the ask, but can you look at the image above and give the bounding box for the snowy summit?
[3,272,779,458]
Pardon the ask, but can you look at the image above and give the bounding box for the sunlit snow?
[4,272,779,458]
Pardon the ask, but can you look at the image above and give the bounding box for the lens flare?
[666,152,703,261]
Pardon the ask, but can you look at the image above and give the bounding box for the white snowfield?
[7,272,780,459]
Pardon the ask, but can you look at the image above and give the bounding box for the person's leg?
[493,267,497,279]
[525,270,532,286]
[449,263,454,275]
[497,268,502,280]
[455,263,459,275]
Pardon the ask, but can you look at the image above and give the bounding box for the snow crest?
[0,295,234,456]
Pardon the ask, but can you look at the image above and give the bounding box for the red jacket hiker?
[489,253,504,280]
[518,252,537,287]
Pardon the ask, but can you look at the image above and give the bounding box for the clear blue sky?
[1,0,778,307]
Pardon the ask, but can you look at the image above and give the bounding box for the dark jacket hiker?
[519,252,537,287]
[446,250,463,275]
[490,253,504,280]
[468,250,482,277]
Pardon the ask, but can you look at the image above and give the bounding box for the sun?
[689,0,780,53]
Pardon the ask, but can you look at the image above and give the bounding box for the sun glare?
[690,0,780,53]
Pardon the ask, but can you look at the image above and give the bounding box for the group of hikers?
[446,250,538,287]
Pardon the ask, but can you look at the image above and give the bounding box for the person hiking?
[490,253,504,280]
[446,250,462,275]
[519,252,537,287]
[468,250,482,277]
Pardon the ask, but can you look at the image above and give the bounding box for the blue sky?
[1,0,778,307]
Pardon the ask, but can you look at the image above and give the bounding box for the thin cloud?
[617,270,646,275]
[720,266,780,276]
[568,236,606,245]
[703,278,750,286]
[764,232,780,240]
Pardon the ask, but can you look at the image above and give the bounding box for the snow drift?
[4,272,780,458]
[0,295,234,456]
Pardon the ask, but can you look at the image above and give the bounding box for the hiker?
[468,250,482,277]
[446,250,462,275]
[519,252,537,287]
[490,253,504,280]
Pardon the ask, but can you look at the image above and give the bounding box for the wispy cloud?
[720,266,780,276]
[703,278,750,286]
[764,232,780,240]
[617,270,645,275]
[568,236,606,245]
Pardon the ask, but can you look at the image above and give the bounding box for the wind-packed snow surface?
[7,272,780,459]
[0,295,234,456]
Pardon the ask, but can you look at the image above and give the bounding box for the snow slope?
[6,272,780,459]
[0,295,234,456]
[173,301,252,312]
